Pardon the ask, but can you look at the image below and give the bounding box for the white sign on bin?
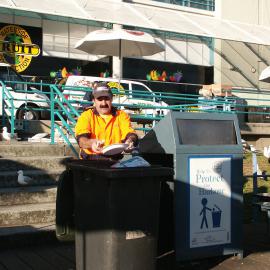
[189,156,231,248]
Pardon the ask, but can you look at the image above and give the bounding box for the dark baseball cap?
[92,83,113,99]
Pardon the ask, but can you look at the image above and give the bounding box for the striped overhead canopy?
[0,0,270,46]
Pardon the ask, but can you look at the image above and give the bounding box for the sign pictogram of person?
[200,197,212,229]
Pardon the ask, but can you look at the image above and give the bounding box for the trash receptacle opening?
[68,158,117,169]
[69,161,174,180]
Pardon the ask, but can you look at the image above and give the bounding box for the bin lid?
[68,160,174,180]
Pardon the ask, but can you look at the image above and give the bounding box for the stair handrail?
[49,84,80,157]
[0,80,16,136]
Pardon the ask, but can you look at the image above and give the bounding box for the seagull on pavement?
[17,170,33,185]
[2,127,11,143]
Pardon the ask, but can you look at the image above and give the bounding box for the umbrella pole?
[119,39,122,80]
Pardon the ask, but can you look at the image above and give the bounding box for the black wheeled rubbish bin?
[68,160,173,270]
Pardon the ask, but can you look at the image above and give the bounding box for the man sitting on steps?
[75,82,138,159]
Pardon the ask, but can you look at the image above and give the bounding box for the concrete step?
[0,156,73,171]
[0,140,76,249]
[0,169,64,188]
[0,223,57,249]
[0,141,79,158]
[0,202,56,226]
[0,186,57,206]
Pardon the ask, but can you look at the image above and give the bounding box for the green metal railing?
[2,80,270,157]
[0,81,16,133]
[49,84,79,157]
[1,80,52,136]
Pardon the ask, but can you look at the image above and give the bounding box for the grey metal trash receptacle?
[139,111,243,262]
[68,160,173,270]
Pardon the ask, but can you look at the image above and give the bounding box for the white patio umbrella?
[259,66,270,83]
[75,28,164,77]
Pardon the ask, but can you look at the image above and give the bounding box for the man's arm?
[118,111,139,149]
[75,111,104,154]
[77,136,104,154]
[123,132,138,146]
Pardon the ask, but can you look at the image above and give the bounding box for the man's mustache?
[100,105,109,108]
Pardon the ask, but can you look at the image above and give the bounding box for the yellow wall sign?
[0,25,41,72]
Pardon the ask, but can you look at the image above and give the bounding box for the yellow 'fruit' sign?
[0,41,40,56]
[0,25,40,72]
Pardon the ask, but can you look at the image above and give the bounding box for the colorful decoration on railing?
[99,70,110,78]
[146,70,183,82]
[50,67,82,79]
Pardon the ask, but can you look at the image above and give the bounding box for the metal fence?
[2,79,270,156]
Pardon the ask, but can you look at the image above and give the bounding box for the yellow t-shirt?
[75,108,136,156]
[99,113,111,123]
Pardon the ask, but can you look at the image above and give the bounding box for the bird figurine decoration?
[2,127,11,143]
[267,146,270,159]
[263,146,269,158]
[17,170,33,185]
[263,146,270,159]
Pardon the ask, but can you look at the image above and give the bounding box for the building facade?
[0,0,270,101]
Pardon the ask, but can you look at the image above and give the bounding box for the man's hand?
[91,139,104,154]
[78,137,104,154]
[124,137,135,153]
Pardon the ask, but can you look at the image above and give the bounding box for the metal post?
[50,86,55,144]
[252,150,258,194]
[112,24,123,79]
[252,149,258,222]
[1,83,6,128]
[10,100,15,137]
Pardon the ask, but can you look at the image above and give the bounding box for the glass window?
[0,66,25,90]
[7,68,24,82]
[132,84,153,100]
[120,83,129,94]
[0,66,9,81]
[108,82,129,96]
[154,0,215,11]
